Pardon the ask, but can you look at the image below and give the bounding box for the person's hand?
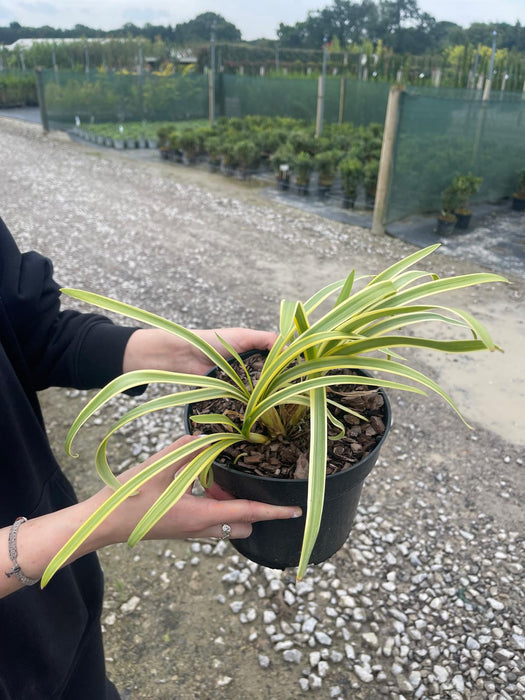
[123,327,277,376]
[87,436,301,546]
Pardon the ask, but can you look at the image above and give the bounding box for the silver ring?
[219,523,232,540]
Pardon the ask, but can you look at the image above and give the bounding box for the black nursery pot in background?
[512,195,525,212]
[184,367,392,572]
[454,211,472,230]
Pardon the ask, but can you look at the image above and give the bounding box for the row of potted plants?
[69,119,208,150]
[156,115,384,209]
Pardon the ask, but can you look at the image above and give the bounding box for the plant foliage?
[41,245,507,586]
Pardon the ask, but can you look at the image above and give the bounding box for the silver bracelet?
[5,517,39,586]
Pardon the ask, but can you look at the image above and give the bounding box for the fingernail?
[291,509,302,518]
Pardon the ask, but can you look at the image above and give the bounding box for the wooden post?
[208,70,215,125]
[482,78,492,101]
[315,75,325,137]
[371,84,404,235]
[338,76,346,125]
[209,32,216,125]
[472,72,492,168]
[316,40,328,138]
[34,67,49,134]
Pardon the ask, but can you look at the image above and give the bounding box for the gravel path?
[2,117,524,700]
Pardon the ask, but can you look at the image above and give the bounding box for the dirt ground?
[2,117,524,699]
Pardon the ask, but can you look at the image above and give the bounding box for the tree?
[173,12,241,44]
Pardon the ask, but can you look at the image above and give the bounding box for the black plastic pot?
[317,184,331,199]
[436,216,457,235]
[276,174,290,191]
[512,195,525,212]
[296,182,309,196]
[454,211,472,230]
[184,359,391,571]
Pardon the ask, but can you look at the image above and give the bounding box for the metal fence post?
[371,84,404,235]
[34,67,49,134]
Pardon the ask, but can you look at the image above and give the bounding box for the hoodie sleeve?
[0,218,138,391]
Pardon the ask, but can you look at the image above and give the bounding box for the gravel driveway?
[2,117,524,699]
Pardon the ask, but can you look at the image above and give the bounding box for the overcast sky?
[1,1,524,41]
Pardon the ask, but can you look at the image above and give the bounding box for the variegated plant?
[42,244,507,585]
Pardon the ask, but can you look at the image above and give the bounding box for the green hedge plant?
[294,151,314,190]
[315,150,343,189]
[338,156,364,207]
[451,173,483,215]
[41,245,506,586]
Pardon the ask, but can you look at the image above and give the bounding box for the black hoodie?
[0,218,136,699]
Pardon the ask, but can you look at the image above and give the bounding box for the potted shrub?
[452,173,483,229]
[294,151,314,195]
[41,245,506,586]
[220,141,239,176]
[233,139,260,179]
[179,130,200,164]
[157,124,173,160]
[255,127,288,165]
[437,182,460,235]
[314,150,342,198]
[204,136,222,173]
[270,144,295,191]
[113,124,126,150]
[168,131,182,162]
[511,169,525,211]
[338,156,363,209]
[289,130,317,157]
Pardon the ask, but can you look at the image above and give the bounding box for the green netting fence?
[42,71,209,127]
[40,70,389,129]
[386,86,525,223]
[218,74,389,126]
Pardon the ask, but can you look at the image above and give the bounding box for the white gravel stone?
[318,660,329,677]
[433,665,449,683]
[466,636,480,650]
[452,674,465,693]
[120,596,140,614]
[354,665,373,683]
[302,617,317,634]
[309,651,321,667]
[258,655,270,668]
[263,610,276,624]
[283,649,302,664]
[283,590,296,605]
[512,633,525,649]
[314,631,332,646]
[345,644,356,660]
[217,676,232,687]
[362,632,379,649]
[308,673,322,689]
